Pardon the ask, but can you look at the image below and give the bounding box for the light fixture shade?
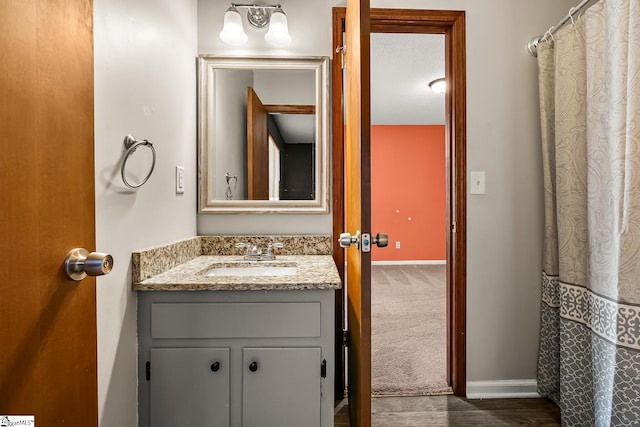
[429,78,446,94]
[264,9,292,47]
[219,6,248,46]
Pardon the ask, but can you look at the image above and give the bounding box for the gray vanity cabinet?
[242,347,321,427]
[150,347,230,427]
[137,289,335,427]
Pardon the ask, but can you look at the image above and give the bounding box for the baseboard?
[466,380,540,399]
[372,260,446,266]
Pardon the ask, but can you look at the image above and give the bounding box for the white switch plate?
[470,171,485,195]
[175,166,185,194]
[396,241,401,249]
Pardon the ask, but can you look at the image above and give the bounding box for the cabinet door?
[150,348,230,427]
[242,347,321,427]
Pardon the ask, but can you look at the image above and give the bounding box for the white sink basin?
[204,265,297,277]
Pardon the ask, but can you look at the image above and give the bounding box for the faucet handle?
[235,242,250,249]
[238,243,262,254]
[260,242,283,260]
[265,242,284,256]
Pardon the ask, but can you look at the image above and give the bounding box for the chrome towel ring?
[121,134,156,189]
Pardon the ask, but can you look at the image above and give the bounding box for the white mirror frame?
[197,55,330,214]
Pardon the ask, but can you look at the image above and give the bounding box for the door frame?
[331,7,467,397]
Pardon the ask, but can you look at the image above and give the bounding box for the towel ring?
[121,134,156,189]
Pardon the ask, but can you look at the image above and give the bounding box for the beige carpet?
[371,264,451,396]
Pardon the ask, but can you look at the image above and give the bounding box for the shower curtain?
[536,0,640,425]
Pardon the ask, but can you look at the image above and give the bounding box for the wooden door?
[247,87,270,200]
[0,0,98,424]
[344,0,372,425]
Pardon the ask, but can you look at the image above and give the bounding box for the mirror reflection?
[198,56,329,214]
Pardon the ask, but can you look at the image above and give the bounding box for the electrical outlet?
[176,166,185,194]
[396,241,401,249]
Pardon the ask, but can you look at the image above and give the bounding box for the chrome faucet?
[235,242,283,261]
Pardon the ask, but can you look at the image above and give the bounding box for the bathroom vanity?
[133,236,340,427]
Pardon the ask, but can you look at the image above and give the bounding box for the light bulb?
[219,6,248,46]
[265,9,292,47]
[429,78,446,94]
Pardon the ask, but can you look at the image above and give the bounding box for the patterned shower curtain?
[536,0,640,425]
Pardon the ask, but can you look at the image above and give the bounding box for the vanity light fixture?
[219,3,292,47]
[428,78,446,94]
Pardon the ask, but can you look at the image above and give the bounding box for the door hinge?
[342,330,350,347]
[146,361,151,381]
[321,359,327,378]
[452,222,457,233]
[336,45,346,69]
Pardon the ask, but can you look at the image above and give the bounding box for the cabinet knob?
[249,361,258,372]
[210,362,220,372]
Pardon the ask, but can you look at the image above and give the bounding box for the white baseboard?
[466,380,540,399]
[372,260,446,266]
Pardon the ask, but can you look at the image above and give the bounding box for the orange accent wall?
[371,125,446,261]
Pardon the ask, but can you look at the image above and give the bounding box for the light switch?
[470,171,485,195]
[176,166,185,194]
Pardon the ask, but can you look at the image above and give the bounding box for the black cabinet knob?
[210,362,220,372]
[249,361,258,372]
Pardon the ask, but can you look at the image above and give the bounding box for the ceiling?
[371,33,445,125]
[272,113,315,144]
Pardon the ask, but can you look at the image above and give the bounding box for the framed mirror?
[197,56,330,213]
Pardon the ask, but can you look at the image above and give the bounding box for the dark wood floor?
[334,395,561,426]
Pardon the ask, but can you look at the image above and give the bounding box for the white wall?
[254,69,316,104]
[93,0,198,425]
[214,69,253,199]
[198,0,576,386]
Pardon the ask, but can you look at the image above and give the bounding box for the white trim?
[372,260,446,266]
[466,380,540,399]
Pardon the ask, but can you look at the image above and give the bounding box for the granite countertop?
[133,255,342,291]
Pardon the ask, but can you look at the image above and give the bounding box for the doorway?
[369,32,449,395]
[331,7,467,401]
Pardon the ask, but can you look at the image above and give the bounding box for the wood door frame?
[247,87,270,200]
[331,7,467,397]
